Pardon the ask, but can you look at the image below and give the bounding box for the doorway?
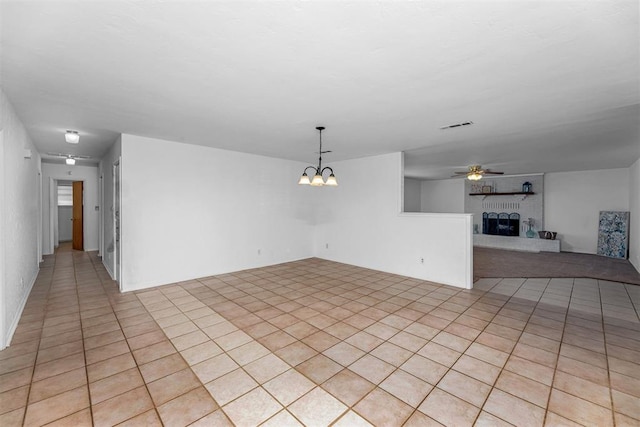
[53,180,84,251]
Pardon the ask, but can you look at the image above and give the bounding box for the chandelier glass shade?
[298,126,337,187]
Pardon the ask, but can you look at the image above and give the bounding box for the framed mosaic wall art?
[597,211,630,259]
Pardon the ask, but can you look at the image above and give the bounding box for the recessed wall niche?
[464,174,544,237]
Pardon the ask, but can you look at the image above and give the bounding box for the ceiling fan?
[46,152,92,165]
[452,165,504,180]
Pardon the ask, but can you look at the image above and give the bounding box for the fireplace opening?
[482,212,520,237]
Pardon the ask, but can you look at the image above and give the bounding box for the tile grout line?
[299,278,494,424]
[464,277,553,426]
[5,251,638,427]
[88,252,167,426]
[189,272,438,425]
[540,277,575,426]
[473,280,532,424]
[599,279,618,427]
[191,274,355,425]
[569,281,623,415]
[129,287,223,425]
[142,276,323,424]
[23,251,83,425]
[183,279,308,426]
[25,251,86,424]
[550,279,626,423]
[18,257,51,426]
[75,251,96,426]
[392,285,495,425]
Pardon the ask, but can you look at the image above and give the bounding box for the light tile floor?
[1,248,639,426]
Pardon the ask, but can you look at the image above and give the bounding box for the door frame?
[113,159,122,290]
[72,181,84,251]
[37,169,43,263]
[0,131,5,348]
[99,173,104,258]
[48,178,55,254]
[49,178,87,253]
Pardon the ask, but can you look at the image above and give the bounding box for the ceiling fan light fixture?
[65,157,76,165]
[65,130,79,144]
[452,165,504,180]
[468,172,483,180]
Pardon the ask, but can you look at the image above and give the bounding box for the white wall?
[110,137,471,290]
[0,131,3,349]
[629,159,639,272]
[41,163,100,254]
[0,91,41,349]
[315,153,473,288]
[99,136,122,279]
[403,178,421,212]
[545,168,630,254]
[422,179,465,214]
[58,206,73,241]
[119,134,316,291]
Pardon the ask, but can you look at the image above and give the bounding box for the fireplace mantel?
[469,191,535,201]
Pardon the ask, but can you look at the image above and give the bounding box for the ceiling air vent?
[440,121,474,130]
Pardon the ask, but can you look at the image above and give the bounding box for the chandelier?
[298,126,338,186]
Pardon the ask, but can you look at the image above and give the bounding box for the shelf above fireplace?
[469,191,535,196]
[469,191,535,201]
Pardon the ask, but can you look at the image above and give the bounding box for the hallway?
[0,248,639,426]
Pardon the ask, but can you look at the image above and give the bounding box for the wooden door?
[72,181,84,250]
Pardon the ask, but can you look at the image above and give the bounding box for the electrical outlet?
[257,249,261,255]
[326,243,329,249]
[420,258,424,264]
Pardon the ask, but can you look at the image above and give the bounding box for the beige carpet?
[474,247,640,285]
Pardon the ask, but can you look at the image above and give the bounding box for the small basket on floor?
[538,231,557,240]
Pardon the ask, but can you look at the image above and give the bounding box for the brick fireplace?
[464,174,559,252]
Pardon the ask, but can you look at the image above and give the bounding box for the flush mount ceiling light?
[298,126,338,187]
[65,130,79,144]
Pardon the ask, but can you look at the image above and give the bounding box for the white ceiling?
[2,1,638,178]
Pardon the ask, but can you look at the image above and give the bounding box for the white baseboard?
[2,268,38,350]
[103,259,115,281]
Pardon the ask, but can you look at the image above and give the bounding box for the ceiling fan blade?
[45,152,92,159]
[451,166,504,178]
[450,174,468,178]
